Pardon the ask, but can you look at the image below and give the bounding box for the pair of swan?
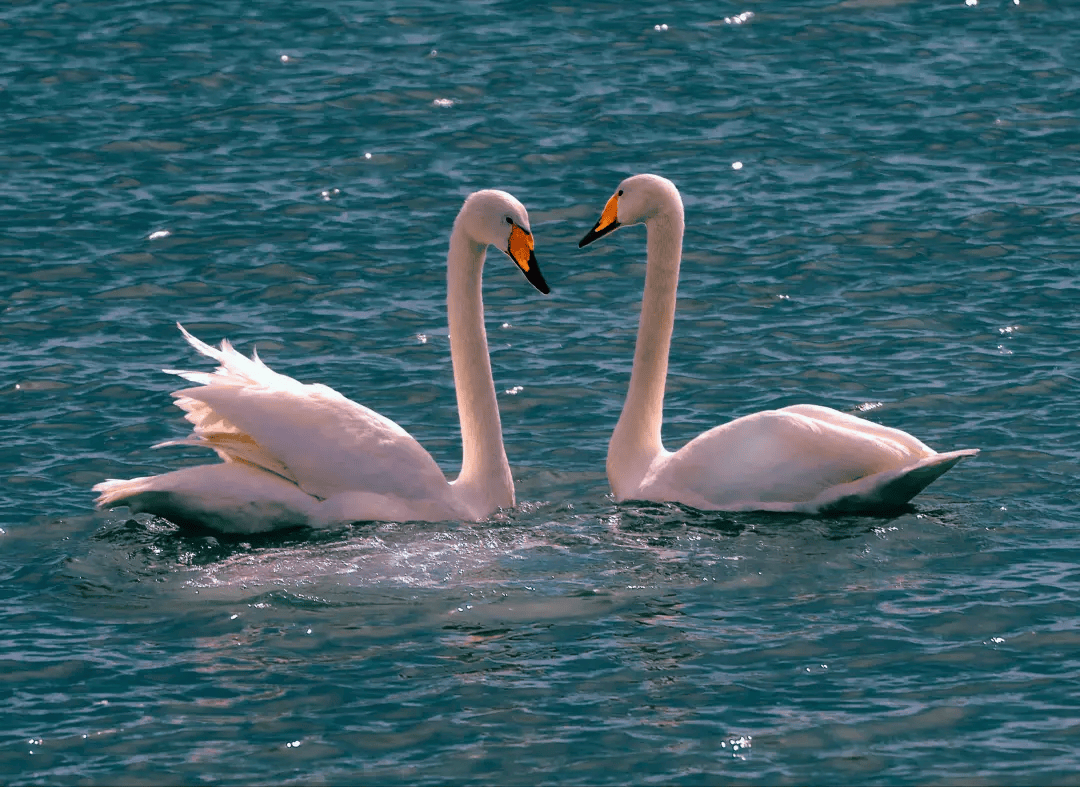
[95,176,977,533]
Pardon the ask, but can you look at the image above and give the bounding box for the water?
[3,0,1079,783]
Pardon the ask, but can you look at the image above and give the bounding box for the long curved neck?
[608,210,684,498]
[446,228,514,514]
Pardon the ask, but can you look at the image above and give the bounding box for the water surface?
[3,0,1079,783]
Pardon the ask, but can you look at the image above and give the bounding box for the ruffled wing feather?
[159,325,451,503]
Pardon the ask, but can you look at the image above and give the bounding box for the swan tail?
[92,474,198,523]
[93,464,318,533]
[93,476,156,510]
[819,448,979,514]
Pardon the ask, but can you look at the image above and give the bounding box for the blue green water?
[3,0,1080,783]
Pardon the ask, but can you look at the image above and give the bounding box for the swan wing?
[775,404,934,454]
[159,326,451,503]
[643,408,976,512]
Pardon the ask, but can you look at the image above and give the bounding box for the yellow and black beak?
[578,192,621,248]
[507,222,550,294]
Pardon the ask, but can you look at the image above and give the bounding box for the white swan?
[579,174,977,514]
[94,190,550,533]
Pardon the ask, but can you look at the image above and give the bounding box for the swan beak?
[578,193,621,248]
[507,223,550,294]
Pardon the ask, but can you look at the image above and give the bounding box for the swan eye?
[505,216,513,224]
[617,190,623,196]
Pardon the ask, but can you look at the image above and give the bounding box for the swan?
[578,174,977,514]
[94,189,550,533]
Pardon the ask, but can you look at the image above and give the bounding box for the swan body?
[95,190,550,533]
[579,174,977,514]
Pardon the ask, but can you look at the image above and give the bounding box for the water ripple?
[3,0,1080,784]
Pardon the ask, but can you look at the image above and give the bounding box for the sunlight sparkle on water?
[720,735,752,760]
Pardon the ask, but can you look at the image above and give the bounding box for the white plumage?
[95,189,550,533]
[579,174,977,514]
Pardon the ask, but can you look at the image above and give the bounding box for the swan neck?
[446,229,514,512]
[608,211,683,495]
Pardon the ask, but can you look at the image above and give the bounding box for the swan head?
[459,189,550,294]
[578,174,683,247]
